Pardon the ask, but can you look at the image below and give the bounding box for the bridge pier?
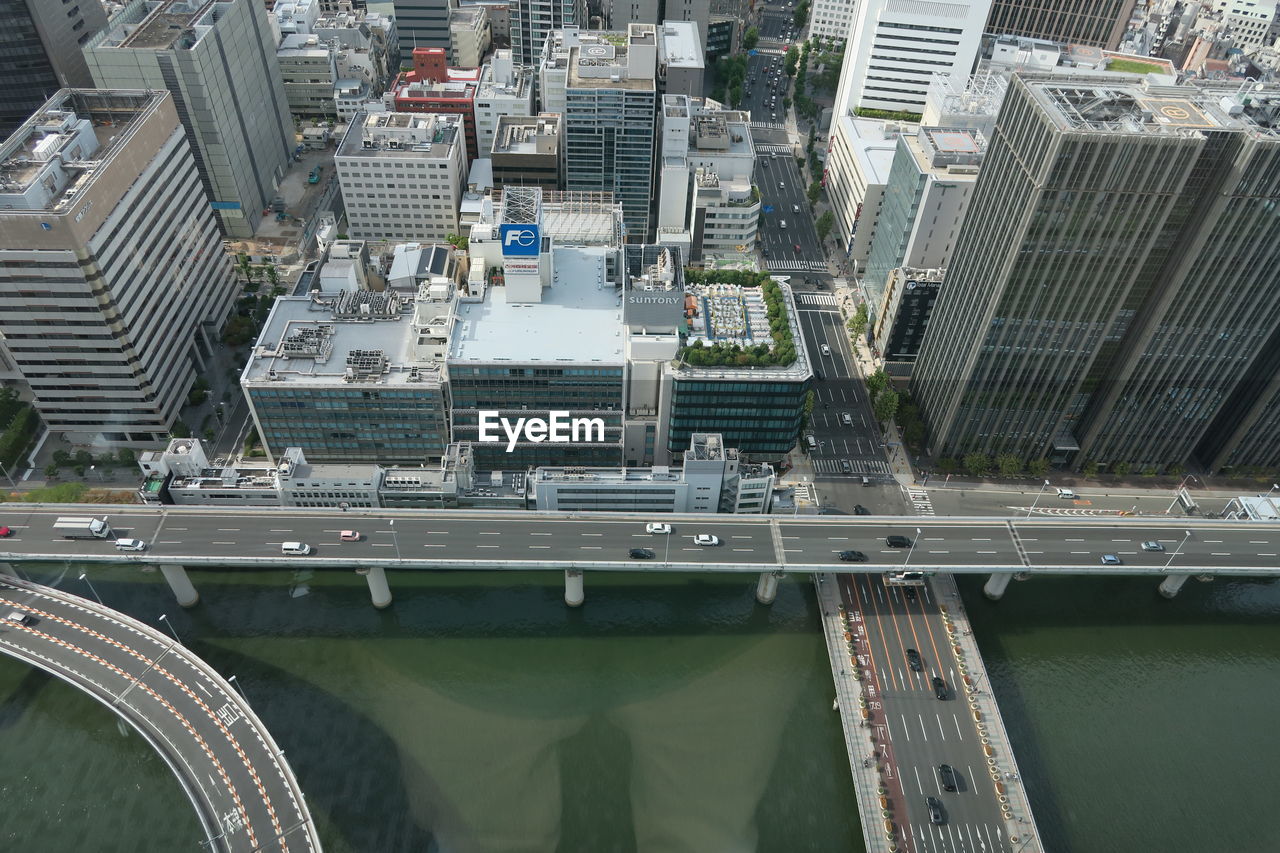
[1158,572,1191,599]
[564,570,584,607]
[755,571,782,605]
[159,565,200,608]
[358,566,392,609]
[983,571,1014,600]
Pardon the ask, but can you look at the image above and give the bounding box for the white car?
[694,534,720,546]
[645,523,672,535]
[820,343,831,356]
[114,538,146,551]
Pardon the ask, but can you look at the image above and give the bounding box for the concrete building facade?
[511,0,586,64]
[335,111,468,242]
[490,113,562,189]
[473,50,535,155]
[84,0,294,238]
[0,90,237,446]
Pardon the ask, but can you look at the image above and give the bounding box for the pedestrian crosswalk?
[813,458,892,477]
[905,487,935,516]
[756,144,795,154]
[766,260,829,272]
[794,292,839,306]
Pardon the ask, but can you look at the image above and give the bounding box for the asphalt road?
[0,575,318,853]
[796,301,893,482]
[3,507,1280,574]
[841,574,1010,852]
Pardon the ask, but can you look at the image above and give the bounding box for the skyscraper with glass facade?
[912,76,1280,472]
[563,24,659,242]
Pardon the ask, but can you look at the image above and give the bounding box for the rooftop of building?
[533,465,685,483]
[335,111,461,157]
[690,113,754,156]
[278,33,335,58]
[449,247,624,363]
[659,20,704,69]
[908,125,985,172]
[394,73,480,100]
[0,89,166,213]
[1023,76,1280,137]
[670,281,812,382]
[451,6,488,27]
[244,291,443,387]
[838,116,908,185]
[94,0,216,51]
[491,114,560,155]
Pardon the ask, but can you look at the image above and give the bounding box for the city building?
[451,187,628,468]
[986,0,1138,50]
[921,71,1009,139]
[243,288,452,464]
[872,267,944,375]
[563,24,659,241]
[450,5,493,66]
[458,1,512,50]
[911,77,1280,472]
[657,278,813,462]
[391,48,483,159]
[658,21,705,98]
[277,34,340,116]
[490,114,562,189]
[810,0,857,41]
[473,50,535,155]
[334,111,468,242]
[392,0,452,50]
[511,0,586,64]
[84,0,294,238]
[532,433,774,512]
[834,0,990,117]
[1218,0,1280,49]
[0,89,237,446]
[656,95,759,261]
[137,437,477,508]
[861,125,984,330]
[825,117,909,271]
[0,0,109,136]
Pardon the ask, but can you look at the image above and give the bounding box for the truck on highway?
[53,516,112,539]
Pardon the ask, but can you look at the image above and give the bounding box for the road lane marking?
[1249,540,1268,544]
[1205,539,1222,543]
[1070,551,1089,554]
[1212,552,1231,556]
[478,532,501,536]
[928,550,950,554]
[530,545,550,549]
[936,717,947,740]
[212,541,236,545]
[476,544,499,548]
[977,550,997,554]
[1066,538,1084,541]
[580,546,602,550]
[217,528,240,532]
[900,714,910,741]
[269,529,293,533]
[581,533,603,537]
[733,548,754,552]
[370,543,394,547]
[912,765,924,795]
[732,535,753,539]
[531,532,552,536]
[425,531,449,535]
[918,714,929,741]
[953,715,964,740]
[423,544,445,548]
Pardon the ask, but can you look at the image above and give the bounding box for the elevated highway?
[1,504,1276,605]
[0,573,320,853]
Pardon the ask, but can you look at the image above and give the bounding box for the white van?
[281,542,312,556]
[780,219,788,229]
[805,434,818,450]
[1056,488,1077,499]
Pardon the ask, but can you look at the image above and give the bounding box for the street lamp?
[1165,530,1192,568]
[389,518,401,561]
[1026,479,1051,518]
[78,572,103,606]
[904,527,922,567]
[1266,483,1280,499]
[228,674,250,704]
[1166,474,1198,514]
[157,613,181,644]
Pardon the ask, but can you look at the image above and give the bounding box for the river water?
[0,566,1275,852]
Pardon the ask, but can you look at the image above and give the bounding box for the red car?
[793,244,802,252]
[0,526,11,537]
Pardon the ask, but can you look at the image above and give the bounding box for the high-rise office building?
[0,0,109,135]
[834,0,990,116]
[986,0,1138,51]
[912,77,1280,471]
[563,23,659,241]
[511,0,586,65]
[393,0,453,51]
[0,89,237,446]
[84,0,294,238]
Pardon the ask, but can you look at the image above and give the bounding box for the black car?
[853,505,870,515]
[838,550,867,562]
[906,648,923,671]
[629,548,655,559]
[938,764,958,792]
[886,535,913,548]
[904,586,917,601]
[926,796,946,825]
[932,676,948,700]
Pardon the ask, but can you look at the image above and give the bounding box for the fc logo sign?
[500,224,541,256]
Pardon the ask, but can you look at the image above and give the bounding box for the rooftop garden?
[854,107,922,123]
[679,270,798,367]
[1106,58,1165,75]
